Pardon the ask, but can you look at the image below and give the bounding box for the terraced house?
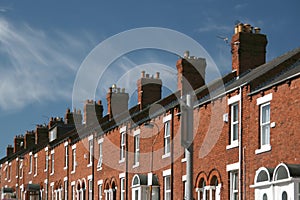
[1,23,300,200]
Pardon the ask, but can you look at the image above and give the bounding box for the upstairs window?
[29,154,33,174]
[88,138,93,166]
[120,131,126,162]
[260,103,270,147]
[64,144,68,169]
[164,121,171,155]
[51,151,55,175]
[231,103,239,144]
[133,130,140,166]
[97,138,103,169]
[34,154,38,176]
[71,145,76,172]
[230,171,238,200]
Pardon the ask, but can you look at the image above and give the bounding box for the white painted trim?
[72,144,76,149]
[51,149,55,154]
[133,129,140,136]
[44,179,48,184]
[255,144,272,154]
[50,182,55,186]
[64,177,68,181]
[71,181,76,186]
[162,153,170,159]
[226,141,239,150]
[163,114,172,123]
[29,152,33,156]
[45,147,48,151]
[34,154,38,158]
[88,134,93,141]
[226,162,240,171]
[98,138,104,144]
[29,181,32,184]
[97,180,103,185]
[64,141,68,146]
[228,94,241,105]
[182,175,187,181]
[163,169,171,176]
[88,175,93,180]
[120,126,127,133]
[119,172,126,179]
[257,93,272,105]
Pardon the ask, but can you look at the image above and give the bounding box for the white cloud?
[196,23,231,33]
[0,17,95,111]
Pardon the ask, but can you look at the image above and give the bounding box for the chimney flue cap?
[184,51,190,58]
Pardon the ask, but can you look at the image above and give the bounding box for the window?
[120,131,126,161]
[282,191,287,200]
[197,178,206,200]
[34,154,38,176]
[132,175,141,200]
[183,180,187,200]
[51,151,55,174]
[45,150,48,172]
[29,154,33,174]
[88,179,93,200]
[71,146,76,172]
[230,171,238,200]
[120,178,125,200]
[231,103,239,143]
[8,163,11,181]
[97,139,103,169]
[164,121,171,155]
[64,180,68,200]
[260,103,270,147]
[98,183,103,200]
[19,160,23,179]
[134,131,140,166]
[64,145,68,169]
[71,185,75,200]
[88,138,93,166]
[263,193,268,200]
[164,175,171,200]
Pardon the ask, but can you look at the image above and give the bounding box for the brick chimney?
[231,23,268,76]
[137,71,162,110]
[24,131,35,149]
[65,108,83,125]
[106,86,129,117]
[84,100,104,125]
[48,117,64,129]
[176,52,206,95]
[6,145,13,157]
[35,125,49,146]
[14,135,24,153]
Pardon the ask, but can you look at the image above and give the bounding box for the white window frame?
[29,153,33,174]
[255,94,272,154]
[45,148,49,172]
[164,175,171,200]
[133,129,140,167]
[64,178,68,200]
[230,171,238,200]
[120,128,126,163]
[163,114,172,158]
[64,142,68,170]
[88,177,93,200]
[34,154,38,177]
[88,136,93,167]
[98,180,103,200]
[227,94,240,150]
[97,138,104,170]
[71,181,76,200]
[120,177,125,200]
[50,150,55,175]
[71,145,76,173]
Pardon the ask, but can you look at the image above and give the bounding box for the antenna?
[216,35,229,45]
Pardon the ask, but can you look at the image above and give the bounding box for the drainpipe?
[238,86,242,200]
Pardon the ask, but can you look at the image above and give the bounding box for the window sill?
[119,159,125,164]
[255,145,271,154]
[28,172,32,175]
[34,174,37,177]
[133,163,139,168]
[71,170,75,174]
[162,153,170,159]
[97,167,102,171]
[226,142,239,150]
[87,163,92,168]
[44,169,48,172]
[64,166,67,170]
[16,176,18,179]
[181,158,187,163]
[50,172,54,176]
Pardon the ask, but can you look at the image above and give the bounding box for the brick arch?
[208,169,222,185]
[104,179,110,190]
[81,178,87,190]
[195,171,208,188]
[110,177,117,188]
[76,179,82,190]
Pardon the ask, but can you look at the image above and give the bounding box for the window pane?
[232,104,238,122]
[261,104,270,123]
[233,124,238,140]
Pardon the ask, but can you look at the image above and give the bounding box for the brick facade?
[1,23,300,200]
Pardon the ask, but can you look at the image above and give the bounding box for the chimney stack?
[137,71,162,110]
[65,108,83,125]
[48,117,64,129]
[14,135,24,153]
[35,125,49,146]
[106,86,129,117]
[176,53,206,95]
[24,131,35,149]
[84,100,104,125]
[231,23,268,76]
[6,145,13,157]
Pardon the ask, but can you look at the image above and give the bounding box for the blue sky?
[0,0,299,158]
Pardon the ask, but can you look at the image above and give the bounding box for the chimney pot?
[183,51,190,58]
[254,27,261,34]
[237,23,244,32]
[141,71,145,78]
[155,72,160,79]
[146,74,150,78]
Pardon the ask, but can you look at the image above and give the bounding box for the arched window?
[282,191,287,200]
[197,178,206,200]
[274,165,289,181]
[254,167,272,184]
[262,193,267,200]
[132,175,141,200]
